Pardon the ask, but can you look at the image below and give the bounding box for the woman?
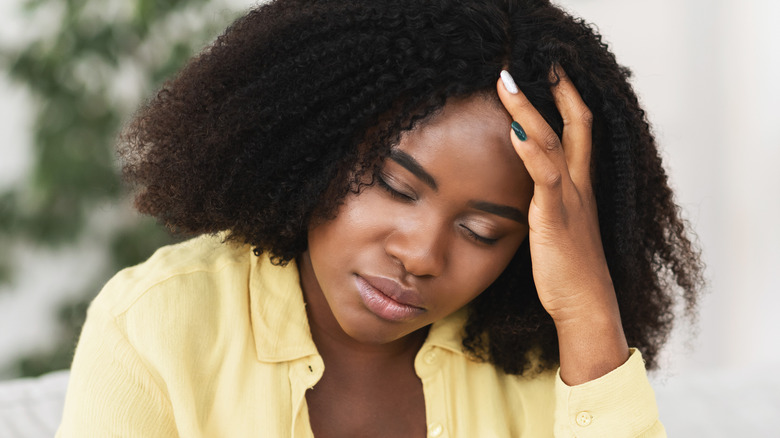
[58,0,703,436]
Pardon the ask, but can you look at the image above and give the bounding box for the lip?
[355,275,426,322]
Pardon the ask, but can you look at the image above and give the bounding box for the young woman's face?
[300,95,534,345]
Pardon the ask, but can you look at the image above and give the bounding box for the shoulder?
[64,234,265,430]
[92,233,251,318]
[82,233,260,376]
[86,233,256,357]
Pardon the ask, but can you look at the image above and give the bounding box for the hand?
[497,67,628,384]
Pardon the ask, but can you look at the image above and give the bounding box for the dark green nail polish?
[511,121,527,141]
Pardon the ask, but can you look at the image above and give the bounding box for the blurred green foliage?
[0,0,244,377]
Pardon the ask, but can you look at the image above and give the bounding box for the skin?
[297,69,629,437]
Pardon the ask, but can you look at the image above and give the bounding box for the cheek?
[308,190,389,256]
[335,193,390,239]
[446,238,526,305]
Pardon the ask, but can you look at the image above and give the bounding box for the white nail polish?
[500,70,519,94]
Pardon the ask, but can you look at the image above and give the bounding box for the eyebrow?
[389,149,527,225]
[389,149,438,191]
[467,201,527,225]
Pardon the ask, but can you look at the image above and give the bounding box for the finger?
[497,72,568,172]
[507,121,565,214]
[550,65,593,188]
[497,76,564,213]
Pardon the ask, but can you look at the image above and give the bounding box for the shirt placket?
[288,355,324,438]
[416,345,451,438]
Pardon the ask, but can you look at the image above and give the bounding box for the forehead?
[394,95,529,202]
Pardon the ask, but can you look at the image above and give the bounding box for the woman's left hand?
[496,67,629,385]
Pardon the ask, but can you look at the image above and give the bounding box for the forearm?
[552,281,629,386]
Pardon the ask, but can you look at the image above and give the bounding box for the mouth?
[355,275,426,322]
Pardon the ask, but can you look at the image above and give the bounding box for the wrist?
[545,276,619,326]
[555,309,629,386]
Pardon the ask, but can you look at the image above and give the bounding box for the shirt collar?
[249,252,469,362]
[250,254,319,362]
[423,307,469,355]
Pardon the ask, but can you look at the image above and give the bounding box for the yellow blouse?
[57,234,665,437]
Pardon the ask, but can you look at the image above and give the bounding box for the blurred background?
[0,0,778,434]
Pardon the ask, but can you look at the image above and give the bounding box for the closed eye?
[377,174,416,202]
[460,224,498,246]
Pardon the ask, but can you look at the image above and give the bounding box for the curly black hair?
[119,0,704,375]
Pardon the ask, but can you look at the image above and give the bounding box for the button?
[427,422,444,437]
[423,350,438,365]
[575,411,592,427]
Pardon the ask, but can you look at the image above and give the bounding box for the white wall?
[564,0,780,375]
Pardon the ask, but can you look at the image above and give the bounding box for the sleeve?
[56,300,179,438]
[553,348,666,438]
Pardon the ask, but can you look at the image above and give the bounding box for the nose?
[384,218,448,278]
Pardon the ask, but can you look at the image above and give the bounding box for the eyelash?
[377,174,415,202]
[377,175,498,246]
[461,225,498,246]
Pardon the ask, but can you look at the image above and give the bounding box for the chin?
[339,313,421,345]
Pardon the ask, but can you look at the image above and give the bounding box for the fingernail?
[500,70,519,94]
[511,121,527,141]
